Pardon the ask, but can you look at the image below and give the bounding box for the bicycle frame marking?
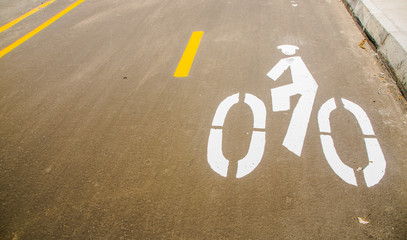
[267,54,318,156]
[208,93,266,178]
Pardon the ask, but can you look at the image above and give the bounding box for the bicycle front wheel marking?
[207,93,267,178]
[318,98,386,187]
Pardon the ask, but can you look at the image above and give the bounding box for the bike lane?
[0,0,406,239]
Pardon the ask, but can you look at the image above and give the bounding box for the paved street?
[1,0,406,239]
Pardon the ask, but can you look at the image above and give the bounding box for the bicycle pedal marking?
[207,93,267,178]
[267,45,318,157]
[318,98,386,187]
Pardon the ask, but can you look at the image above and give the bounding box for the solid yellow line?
[0,0,86,59]
[0,0,56,33]
[174,31,204,77]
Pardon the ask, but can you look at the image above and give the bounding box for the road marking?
[318,98,386,187]
[342,98,375,135]
[0,0,56,33]
[208,93,266,178]
[0,0,86,59]
[174,31,204,77]
[267,45,318,157]
[206,44,386,186]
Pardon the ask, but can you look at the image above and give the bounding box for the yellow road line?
[0,0,56,33]
[174,31,204,77]
[0,0,86,59]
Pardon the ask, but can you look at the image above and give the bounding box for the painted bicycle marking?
[267,45,318,156]
[208,93,266,178]
[207,45,387,187]
[318,98,386,187]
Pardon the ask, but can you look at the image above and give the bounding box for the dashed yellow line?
[0,0,86,59]
[0,0,56,33]
[174,31,204,77]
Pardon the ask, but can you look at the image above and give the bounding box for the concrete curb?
[342,0,407,97]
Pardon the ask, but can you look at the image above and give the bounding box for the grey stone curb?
[342,0,407,97]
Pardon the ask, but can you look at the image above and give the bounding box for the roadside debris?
[358,217,369,224]
[359,39,367,50]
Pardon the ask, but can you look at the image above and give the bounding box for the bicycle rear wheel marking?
[208,93,266,178]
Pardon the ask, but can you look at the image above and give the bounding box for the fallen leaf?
[359,39,367,50]
[358,217,369,224]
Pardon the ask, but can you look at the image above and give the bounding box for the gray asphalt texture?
[1,0,407,239]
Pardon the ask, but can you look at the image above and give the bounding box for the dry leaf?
[359,39,367,50]
[358,217,369,224]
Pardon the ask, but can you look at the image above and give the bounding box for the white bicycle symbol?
[207,45,386,187]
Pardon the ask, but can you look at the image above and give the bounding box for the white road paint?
[207,128,230,177]
[267,46,318,156]
[363,138,386,187]
[208,93,266,178]
[318,98,336,133]
[212,93,239,127]
[318,98,386,187]
[235,130,266,178]
[277,45,298,56]
[244,93,267,129]
[207,45,386,187]
[342,98,375,135]
[320,134,358,185]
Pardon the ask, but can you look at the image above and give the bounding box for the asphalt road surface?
[1,0,407,239]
